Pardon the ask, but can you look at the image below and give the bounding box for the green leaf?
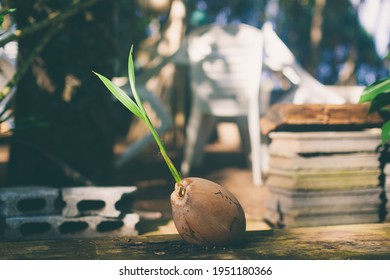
[0,8,16,16]
[359,78,390,103]
[93,71,143,119]
[127,46,136,88]
[0,8,15,25]
[381,120,390,145]
[127,46,145,114]
[385,52,390,59]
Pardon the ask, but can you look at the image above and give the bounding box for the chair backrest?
[187,24,264,117]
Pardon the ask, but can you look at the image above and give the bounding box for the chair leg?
[236,117,251,163]
[181,108,216,177]
[250,129,262,186]
[236,114,262,186]
[248,99,262,187]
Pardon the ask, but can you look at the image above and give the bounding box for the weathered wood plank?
[260,103,383,135]
[1,223,390,260]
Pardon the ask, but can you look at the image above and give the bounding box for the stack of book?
[263,129,382,227]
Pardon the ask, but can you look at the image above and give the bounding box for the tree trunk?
[7,0,116,186]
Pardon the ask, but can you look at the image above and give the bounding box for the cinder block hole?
[59,221,89,234]
[115,194,135,213]
[77,200,105,212]
[17,198,46,212]
[20,222,51,236]
[97,220,124,232]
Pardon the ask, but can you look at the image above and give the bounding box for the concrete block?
[59,214,139,239]
[266,168,380,191]
[269,204,379,216]
[385,187,390,211]
[385,174,390,185]
[264,209,380,228]
[0,186,61,217]
[2,214,139,241]
[2,215,59,241]
[384,197,390,222]
[268,130,381,157]
[384,164,390,176]
[62,186,137,217]
[269,153,380,171]
[385,187,389,222]
[266,187,382,212]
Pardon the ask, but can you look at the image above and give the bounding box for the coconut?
[170,177,246,246]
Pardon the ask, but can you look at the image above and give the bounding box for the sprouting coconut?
[94,47,246,246]
[171,177,246,246]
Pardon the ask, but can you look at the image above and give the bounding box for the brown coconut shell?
[170,177,246,246]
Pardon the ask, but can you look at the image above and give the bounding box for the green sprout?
[93,46,182,184]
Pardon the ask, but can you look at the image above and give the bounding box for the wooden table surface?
[1,223,390,260]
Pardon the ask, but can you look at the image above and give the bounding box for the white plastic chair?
[181,23,264,186]
[262,22,346,105]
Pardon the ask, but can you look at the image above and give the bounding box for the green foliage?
[359,78,390,103]
[359,52,390,145]
[382,121,390,145]
[0,8,15,26]
[93,71,143,119]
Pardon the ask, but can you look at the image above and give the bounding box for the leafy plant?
[359,52,390,145]
[94,47,247,247]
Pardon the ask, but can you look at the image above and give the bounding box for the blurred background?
[0,0,389,191]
